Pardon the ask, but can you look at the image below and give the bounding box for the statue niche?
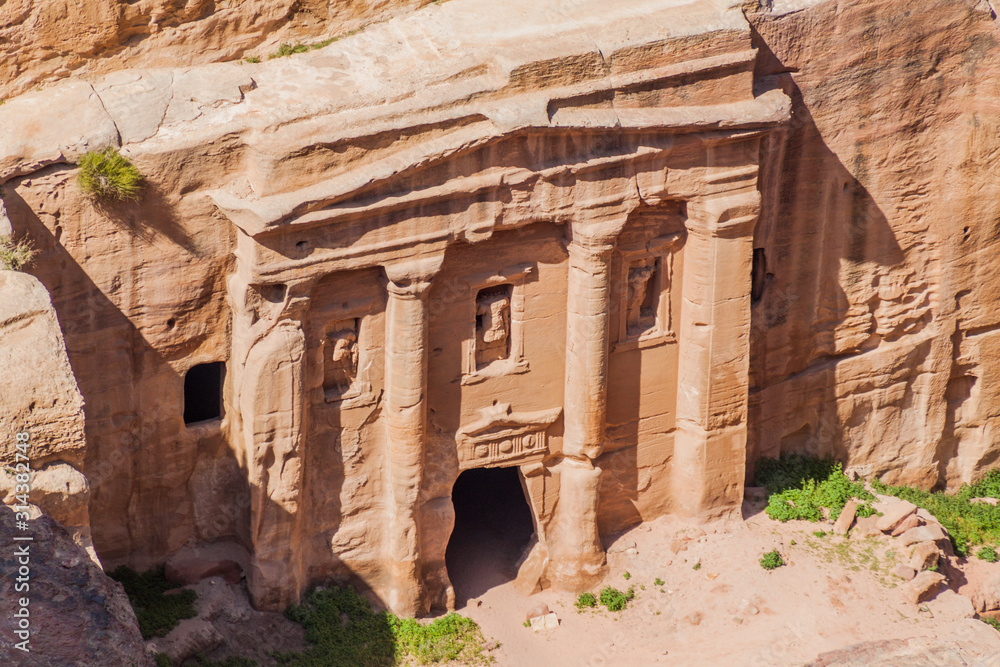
[626,260,658,337]
[475,285,512,369]
[323,318,359,399]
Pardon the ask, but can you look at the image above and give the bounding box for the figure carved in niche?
[323,320,359,397]
[626,261,657,336]
[475,285,512,368]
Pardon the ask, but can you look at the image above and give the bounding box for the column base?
[671,422,747,522]
[544,458,607,591]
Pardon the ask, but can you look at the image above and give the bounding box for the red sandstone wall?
[748,0,1000,489]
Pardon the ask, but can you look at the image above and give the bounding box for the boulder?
[902,571,946,604]
[892,564,917,581]
[806,634,1000,666]
[876,499,918,533]
[908,542,940,572]
[899,524,947,547]
[833,499,859,536]
[851,515,882,539]
[891,513,922,537]
[0,504,152,666]
[526,603,550,620]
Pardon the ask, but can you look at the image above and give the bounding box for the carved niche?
[475,285,512,368]
[461,262,534,383]
[321,315,374,405]
[615,232,683,350]
[456,403,562,469]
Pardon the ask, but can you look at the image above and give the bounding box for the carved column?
[547,225,620,590]
[382,255,443,616]
[671,190,761,521]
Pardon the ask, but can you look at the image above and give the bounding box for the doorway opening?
[446,466,535,604]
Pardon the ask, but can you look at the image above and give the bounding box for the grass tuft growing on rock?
[872,470,1000,557]
[77,147,144,201]
[756,455,875,522]
[272,585,494,666]
[981,616,1000,633]
[108,565,197,638]
[0,235,36,271]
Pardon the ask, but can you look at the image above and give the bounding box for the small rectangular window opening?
[184,361,225,424]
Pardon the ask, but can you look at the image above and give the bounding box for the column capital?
[565,218,626,258]
[383,254,445,297]
[685,190,761,239]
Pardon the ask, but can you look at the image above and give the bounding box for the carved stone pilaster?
[671,190,761,521]
[382,254,444,616]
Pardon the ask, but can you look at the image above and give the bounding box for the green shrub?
[269,43,310,59]
[978,546,999,563]
[575,592,597,610]
[77,147,143,201]
[981,616,1000,632]
[154,654,172,667]
[813,530,827,538]
[622,571,631,580]
[760,550,785,571]
[692,562,701,571]
[0,235,36,271]
[244,56,261,63]
[872,471,1000,557]
[756,455,875,522]
[107,566,197,639]
[273,585,494,666]
[598,586,634,612]
[653,577,664,587]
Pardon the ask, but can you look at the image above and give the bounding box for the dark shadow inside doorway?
[445,467,535,605]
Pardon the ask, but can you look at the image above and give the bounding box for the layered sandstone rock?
[0,0,431,99]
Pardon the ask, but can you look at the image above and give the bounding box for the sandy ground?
[450,498,1000,666]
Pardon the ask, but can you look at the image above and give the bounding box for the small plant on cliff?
[77,147,144,201]
[760,550,785,571]
[269,43,310,59]
[575,592,598,610]
[598,585,635,612]
[243,56,261,64]
[979,546,1000,563]
[108,565,197,638]
[0,235,36,271]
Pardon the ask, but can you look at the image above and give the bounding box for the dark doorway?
[446,466,535,604]
[184,361,225,424]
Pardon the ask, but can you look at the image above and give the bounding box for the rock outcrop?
[0,504,151,666]
[747,0,1000,490]
[0,0,431,99]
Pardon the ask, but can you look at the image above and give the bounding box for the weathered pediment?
[456,403,562,469]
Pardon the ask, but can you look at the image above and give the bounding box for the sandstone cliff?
[747,0,1000,490]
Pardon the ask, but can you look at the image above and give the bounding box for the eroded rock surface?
[0,504,151,666]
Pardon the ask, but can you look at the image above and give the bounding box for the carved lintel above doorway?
[456,403,561,470]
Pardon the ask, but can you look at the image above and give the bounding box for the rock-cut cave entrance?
[446,466,535,604]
